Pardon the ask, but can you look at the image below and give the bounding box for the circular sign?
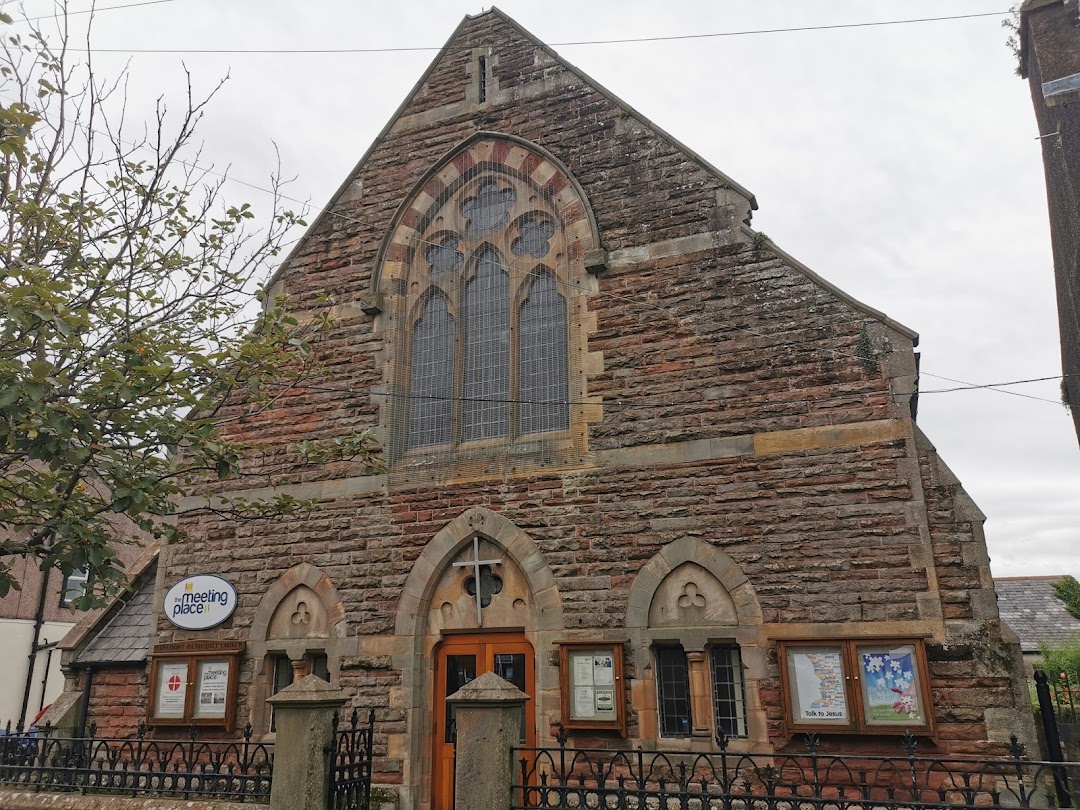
[163,574,237,630]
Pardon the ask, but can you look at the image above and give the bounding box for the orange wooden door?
[432,633,535,810]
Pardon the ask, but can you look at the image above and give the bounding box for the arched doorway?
[393,508,563,810]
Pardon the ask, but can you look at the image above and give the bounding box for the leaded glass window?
[401,170,574,458]
[409,294,455,447]
[518,271,568,435]
[463,248,510,441]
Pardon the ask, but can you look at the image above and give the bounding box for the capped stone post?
[448,672,529,810]
[266,674,350,810]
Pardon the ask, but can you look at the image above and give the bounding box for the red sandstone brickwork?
[80,9,1027,769]
[74,667,148,739]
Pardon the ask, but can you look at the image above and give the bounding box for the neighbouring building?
[0,527,142,731]
[996,575,1080,668]
[62,10,1034,810]
[1020,0,1080,442]
[0,556,90,730]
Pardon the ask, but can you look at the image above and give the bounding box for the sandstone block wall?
[73,10,1032,797]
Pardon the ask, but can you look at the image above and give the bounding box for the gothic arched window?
[398,171,570,460]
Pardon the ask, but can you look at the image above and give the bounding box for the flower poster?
[857,644,925,725]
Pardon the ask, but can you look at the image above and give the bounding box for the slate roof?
[995,576,1080,653]
[75,562,156,665]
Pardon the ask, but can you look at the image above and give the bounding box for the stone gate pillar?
[266,674,349,810]
[448,672,529,810]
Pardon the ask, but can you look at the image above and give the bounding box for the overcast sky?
[12,0,1078,577]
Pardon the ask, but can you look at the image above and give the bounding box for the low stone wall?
[0,791,253,810]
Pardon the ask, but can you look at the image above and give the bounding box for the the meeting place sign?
[163,574,237,630]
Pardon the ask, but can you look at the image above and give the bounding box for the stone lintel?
[446,671,528,706]
[266,674,350,708]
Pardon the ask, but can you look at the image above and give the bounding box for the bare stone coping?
[446,672,528,706]
[0,791,252,810]
[265,673,349,708]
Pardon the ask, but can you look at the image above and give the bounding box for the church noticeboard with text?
[559,641,626,735]
[148,641,243,731]
[777,639,933,736]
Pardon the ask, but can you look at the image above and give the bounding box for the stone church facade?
[67,9,1031,810]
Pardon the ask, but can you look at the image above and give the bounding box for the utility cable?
[75,11,1012,54]
[33,111,1064,407]
[16,0,180,23]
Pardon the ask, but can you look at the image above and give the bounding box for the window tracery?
[399,166,571,457]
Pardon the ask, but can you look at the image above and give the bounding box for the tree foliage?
[1052,575,1080,620]
[0,9,382,606]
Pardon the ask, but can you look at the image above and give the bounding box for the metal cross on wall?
[452,535,503,626]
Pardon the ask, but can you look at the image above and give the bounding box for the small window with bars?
[656,647,692,738]
[655,645,747,740]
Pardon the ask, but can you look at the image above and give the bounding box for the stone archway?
[247,563,353,734]
[625,537,768,750]
[392,507,563,810]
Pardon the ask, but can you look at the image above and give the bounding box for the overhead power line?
[49,114,1063,408]
[73,10,1011,55]
[18,0,180,23]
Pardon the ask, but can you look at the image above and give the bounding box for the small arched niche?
[247,563,351,736]
[648,562,739,630]
[626,538,767,751]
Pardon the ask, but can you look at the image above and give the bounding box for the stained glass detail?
[462,248,510,441]
[518,271,569,434]
[462,181,517,239]
[408,294,455,448]
[426,234,464,276]
[512,217,556,259]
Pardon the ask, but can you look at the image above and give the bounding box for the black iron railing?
[513,726,1080,810]
[0,721,272,802]
[326,708,375,810]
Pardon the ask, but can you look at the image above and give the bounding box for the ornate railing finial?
[554,722,569,747]
[900,731,919,757]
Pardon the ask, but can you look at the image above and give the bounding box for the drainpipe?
[76,666,94,739]
[37,640,58,716]
[18,564,51,731]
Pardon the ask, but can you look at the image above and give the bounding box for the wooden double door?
[432,633,535,810]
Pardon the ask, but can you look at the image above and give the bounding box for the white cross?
[452,535,502,626]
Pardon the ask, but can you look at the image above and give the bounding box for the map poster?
[195,659,230,719]
[857,644,925,725]
[156,661,188,718]
[787,646,849,724]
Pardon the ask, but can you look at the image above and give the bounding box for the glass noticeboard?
[148,640,243,731]
[559,641,626,734]
[777,639,934,736]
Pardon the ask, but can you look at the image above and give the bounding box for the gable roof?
[265,7,758,295]
[995,575,1080,653]
[264,7,917,343]
[74,561,156,665]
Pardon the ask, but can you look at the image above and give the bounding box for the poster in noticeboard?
[155,661,189,719]
[195,659,230,719]
[855,643,927,726]
[785,646,850,725]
